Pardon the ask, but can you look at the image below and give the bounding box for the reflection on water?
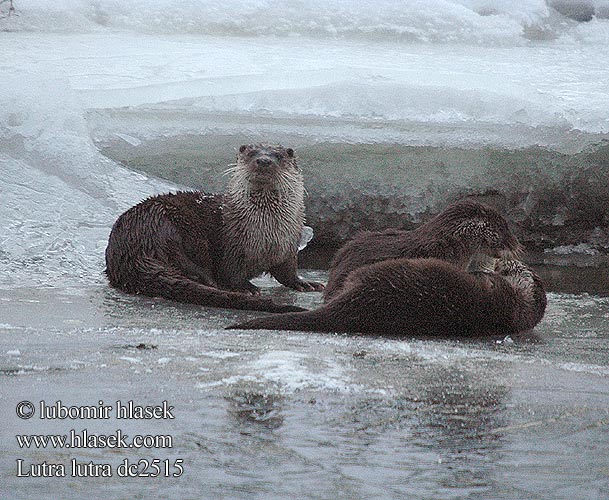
[179,343,518,498]
[411,366,508,495]
[227,390,285,430]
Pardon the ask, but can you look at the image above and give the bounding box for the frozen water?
[298,226,314,251]
[1,278,609,499]
[1,4,608,279]
[2,3,609,284]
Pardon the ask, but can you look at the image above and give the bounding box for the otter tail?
[226,309,331,331]
[129,258,305,313]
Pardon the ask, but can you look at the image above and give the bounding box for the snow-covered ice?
[2,0,609,284]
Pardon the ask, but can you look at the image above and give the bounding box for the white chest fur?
[222,185,305,274]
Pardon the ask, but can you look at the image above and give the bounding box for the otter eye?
[239,145,248,153]
[286,148,294,158]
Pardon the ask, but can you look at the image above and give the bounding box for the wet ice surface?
[1,272,608,500]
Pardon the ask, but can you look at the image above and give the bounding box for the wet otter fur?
[105,144,323,312]
[323,199,523,301]
[227,257,547,337]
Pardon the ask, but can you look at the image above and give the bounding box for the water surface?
[1,273,608,499]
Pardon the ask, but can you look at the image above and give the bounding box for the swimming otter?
[105,144,323,312]
[323,199,523,301]
[227,257,547,337]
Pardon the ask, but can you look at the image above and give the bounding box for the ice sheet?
[2,21,608,284]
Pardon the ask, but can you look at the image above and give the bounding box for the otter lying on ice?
[105,144,323,312]
[323,199,523,301]
[227,257,547,337]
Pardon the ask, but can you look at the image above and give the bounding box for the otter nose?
[256,157,273,168]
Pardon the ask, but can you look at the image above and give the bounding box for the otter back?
[324,200,522,301]
[228,258,547,336]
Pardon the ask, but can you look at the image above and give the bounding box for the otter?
[105,144,323,312]
[227,257,547,337]
[323,199,523,301]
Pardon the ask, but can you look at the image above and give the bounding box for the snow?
[545,243,601,255]
[0,1,608,285]
[2,0,552,42]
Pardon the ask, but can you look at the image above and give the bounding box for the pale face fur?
[493,258,537,299]
[221,145,305,283]
[453,217,523,260]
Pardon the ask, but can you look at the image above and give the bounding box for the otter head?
[493,258,547,329]
[445,200,523,260]
[224,144,305,215]
[494,258,536,289]
[233,144,300,191]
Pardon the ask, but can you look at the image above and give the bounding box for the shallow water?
[1,272,608,499]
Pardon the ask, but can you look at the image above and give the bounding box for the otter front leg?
[217,273,261,295]
[269,256,325,292]
[216,260,261,295]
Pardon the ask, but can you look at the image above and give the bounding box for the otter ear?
[239,145,248,153]
[286,148,294,158]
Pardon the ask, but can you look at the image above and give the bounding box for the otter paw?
[292,280,325,292]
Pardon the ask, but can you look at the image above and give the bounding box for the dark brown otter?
[105,144,323,312]
[227,257,547,337]
[323,199,523,301]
